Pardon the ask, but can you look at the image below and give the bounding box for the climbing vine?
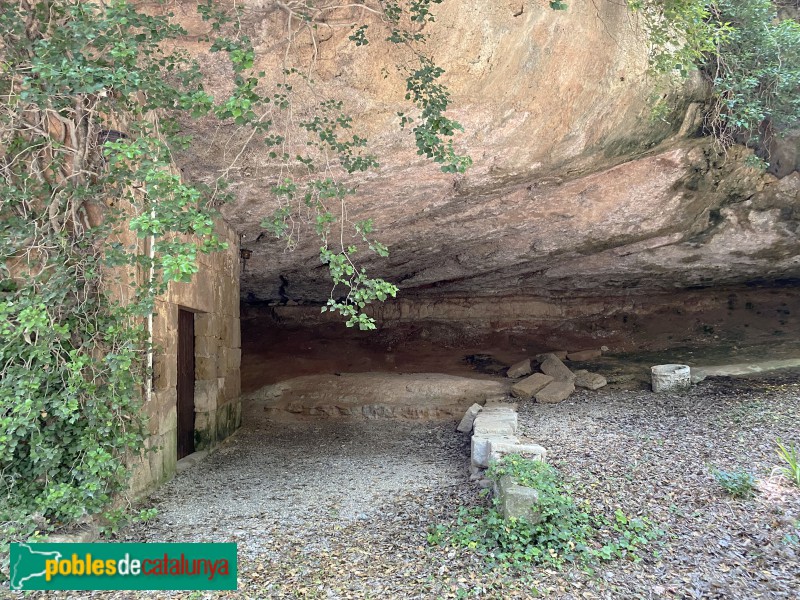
[629,0,800,163]
[0,0,471,549]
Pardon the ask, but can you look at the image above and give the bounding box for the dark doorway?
[177,308,196,460]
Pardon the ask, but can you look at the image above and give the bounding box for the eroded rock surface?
[246,372,509,420]
[161,1,798,309]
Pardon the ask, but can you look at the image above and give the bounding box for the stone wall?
[129,218,241,496]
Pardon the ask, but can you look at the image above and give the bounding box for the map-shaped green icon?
[10,543,63,590]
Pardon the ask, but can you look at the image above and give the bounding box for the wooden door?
[177,309,195,459]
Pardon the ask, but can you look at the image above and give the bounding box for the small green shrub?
[430,455,661,569]
[711,467,757,497]
[776,438,800,488]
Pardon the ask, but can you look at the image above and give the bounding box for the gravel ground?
[15,371,800,599]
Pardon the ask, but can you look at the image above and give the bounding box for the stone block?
[539,354,576,382]
[574,369,607,390]
[194,379,219,412]
[132,428,177,496]
[228,347,242,371]
[507,358,532,379]
[151,306,176,345]
[153,353,177,391]
[457,403,483,433]
[194,313,220,337]
[511,373,554,398]
[495,475,541,522]
[473,412,518,436]
[224,371,241,402]
[535,381,575,404]
[194,410,217,451]
[147,393,177,436]
[216,401,239,442]
[196,355,218,380]
[472,434,518,468]
[195,335,218,358]
[488,441,547,463]
[567,349,602,361]
[216,346,229,374]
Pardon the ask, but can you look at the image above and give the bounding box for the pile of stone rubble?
[454,349,609,520]
[456,401,546,520]
[508,350,607,404]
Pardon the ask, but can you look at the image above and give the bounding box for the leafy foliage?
[0,0,470,548]
[0,0,226,548]
[630,1,800,159]
[430,456,661,569]
[710,467,758,498]
[776,438,800,488]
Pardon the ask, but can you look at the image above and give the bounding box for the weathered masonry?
[129,220,242,495]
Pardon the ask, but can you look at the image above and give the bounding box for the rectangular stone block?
[457,403,483,433]
[473,412,518,436]
[216,346,229,374]
[194,379,219,412]
[507,358,532,379]
[195,335,218,358]
[488,441,547,464]
[147,391,177,436]
[511,373,553,398]
[153,353,177,391]
[194,410,217,450]
[483,401,518,412]
[539,355,576,382]
[472,434,518,468]
[224,370,241,402]
[196,355,218,380]
[495,475,541,523]
[535,381,575,404]
[574,369,607,390]
[194,313,220,337]
[228,347,241,371]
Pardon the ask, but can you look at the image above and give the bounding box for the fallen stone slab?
[488,440,547,464]
[506,358,532,378]
[567,349,602,361]
[511,373,554,398]
[473,411,518,436]
[456,403,483,433]
[495,475,541,523]
[535,381,575,404]
[472,434,518,468]
[574,370,607,390]
[539,354,576,382]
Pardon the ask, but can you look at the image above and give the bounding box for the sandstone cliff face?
[167,1,799,308]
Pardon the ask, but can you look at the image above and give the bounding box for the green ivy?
[430,456,661,569]
[0,0,477,553]
[629,1,800,159]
